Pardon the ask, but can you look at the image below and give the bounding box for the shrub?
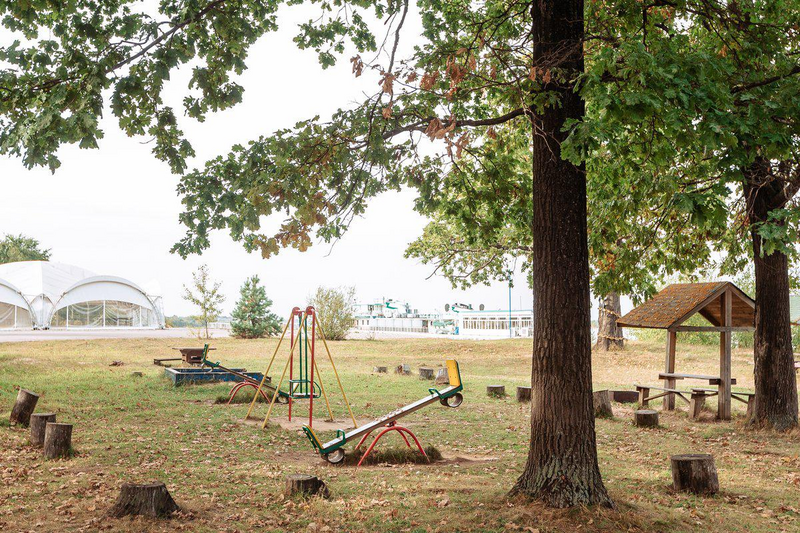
[308,286,356,341]
[230,275,281,339]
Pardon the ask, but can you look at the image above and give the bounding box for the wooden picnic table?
[658,372,737,386]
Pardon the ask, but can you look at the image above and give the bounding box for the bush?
[308,286,356,341]
[230,275,281,339]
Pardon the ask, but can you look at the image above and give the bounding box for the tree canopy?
[0,234,50,264]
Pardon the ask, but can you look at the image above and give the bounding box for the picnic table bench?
[635,382,754,420]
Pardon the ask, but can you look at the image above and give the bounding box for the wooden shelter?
[617,282,755,420]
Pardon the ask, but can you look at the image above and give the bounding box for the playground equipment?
[246,306,357,429]
[199,345,289,404]
[303,360,464,465]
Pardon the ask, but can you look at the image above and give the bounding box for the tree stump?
[419,367,434,380]
[435,368,449,384]
[611,390,639,403]
[43,422,73,459]
[29,413,56,447]
[395,364,411,375]
[487,385,505,398]
[634,409,659,428]
[516,386,532,403]
[284,474,330,499]
[372,366,388,374]
[670,454,719,495]
[10,389,40,427]
[109,482,180,518]
[131,371,143,378]
[593,390,614,418]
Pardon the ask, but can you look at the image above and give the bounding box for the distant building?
[450,308,533,338]
[0,261,164,330]
[352,297,533,338]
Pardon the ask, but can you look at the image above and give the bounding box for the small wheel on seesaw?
[440,393,463,408]
[324,449,346,465]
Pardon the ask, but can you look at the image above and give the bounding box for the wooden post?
[637,386,650,408]
[664,331,676,410]
[689,392,705,420]
[718,290,732,420]
[434,368,449,384]
[29,413,56,447]
[109,482,180,517]
[43,422,73,459]
[418,367,434,380]
[516,386,532,402]
[10,389,40,427]
[670,454,719,494]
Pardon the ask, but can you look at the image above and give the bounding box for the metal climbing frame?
[245,306,357,430]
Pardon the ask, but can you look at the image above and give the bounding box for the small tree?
[308,286,356,341]
[0,234,50,264]
[182,264,225,339]
[230,275,281,339]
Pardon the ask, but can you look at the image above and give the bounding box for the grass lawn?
[0,336,798,532]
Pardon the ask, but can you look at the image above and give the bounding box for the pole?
[309,306,316,428]
[508,270,513,338]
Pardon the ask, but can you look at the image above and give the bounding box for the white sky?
[0,6,540,317]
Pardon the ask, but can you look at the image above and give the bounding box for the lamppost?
[507,269,513,338]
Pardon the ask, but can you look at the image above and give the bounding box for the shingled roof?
[617,282,755,330]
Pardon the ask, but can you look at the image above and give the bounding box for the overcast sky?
[0,6,542,317]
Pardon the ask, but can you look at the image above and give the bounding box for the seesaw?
[303,360,464,466]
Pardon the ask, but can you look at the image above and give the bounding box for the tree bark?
[512,0,612,508]
[595,292,624,351]
[10,389,39,427]
[744,159,799,431]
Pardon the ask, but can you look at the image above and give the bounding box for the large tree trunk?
[512,0,612,508]
[595,292,624,351]
[744,159,799,431]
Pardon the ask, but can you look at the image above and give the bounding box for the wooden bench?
[634,384,690,408]
[688,389,755,420]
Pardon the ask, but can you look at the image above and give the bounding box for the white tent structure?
[0,261,164,329]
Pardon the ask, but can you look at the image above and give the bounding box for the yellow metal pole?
[262,312,307,428]
[313,357,335,421]
[314,314,357,427]
[245,314,293,420]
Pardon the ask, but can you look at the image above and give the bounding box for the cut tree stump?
[670,454,719,495]
[611,390,639,403]
[395,364,411,375]
[10,389,40,427]
[593,390,614,418]
[109,482,180,518]
[435,368,449,384]
[419,367,435,380]
[373,366,388,374]
[284,474,330,499]
[487,385,505,398]
[516,386,532,403]
[43,422,73,459]
[29,413,56,447]
[131,371,143,378]
[634,409,659,428]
